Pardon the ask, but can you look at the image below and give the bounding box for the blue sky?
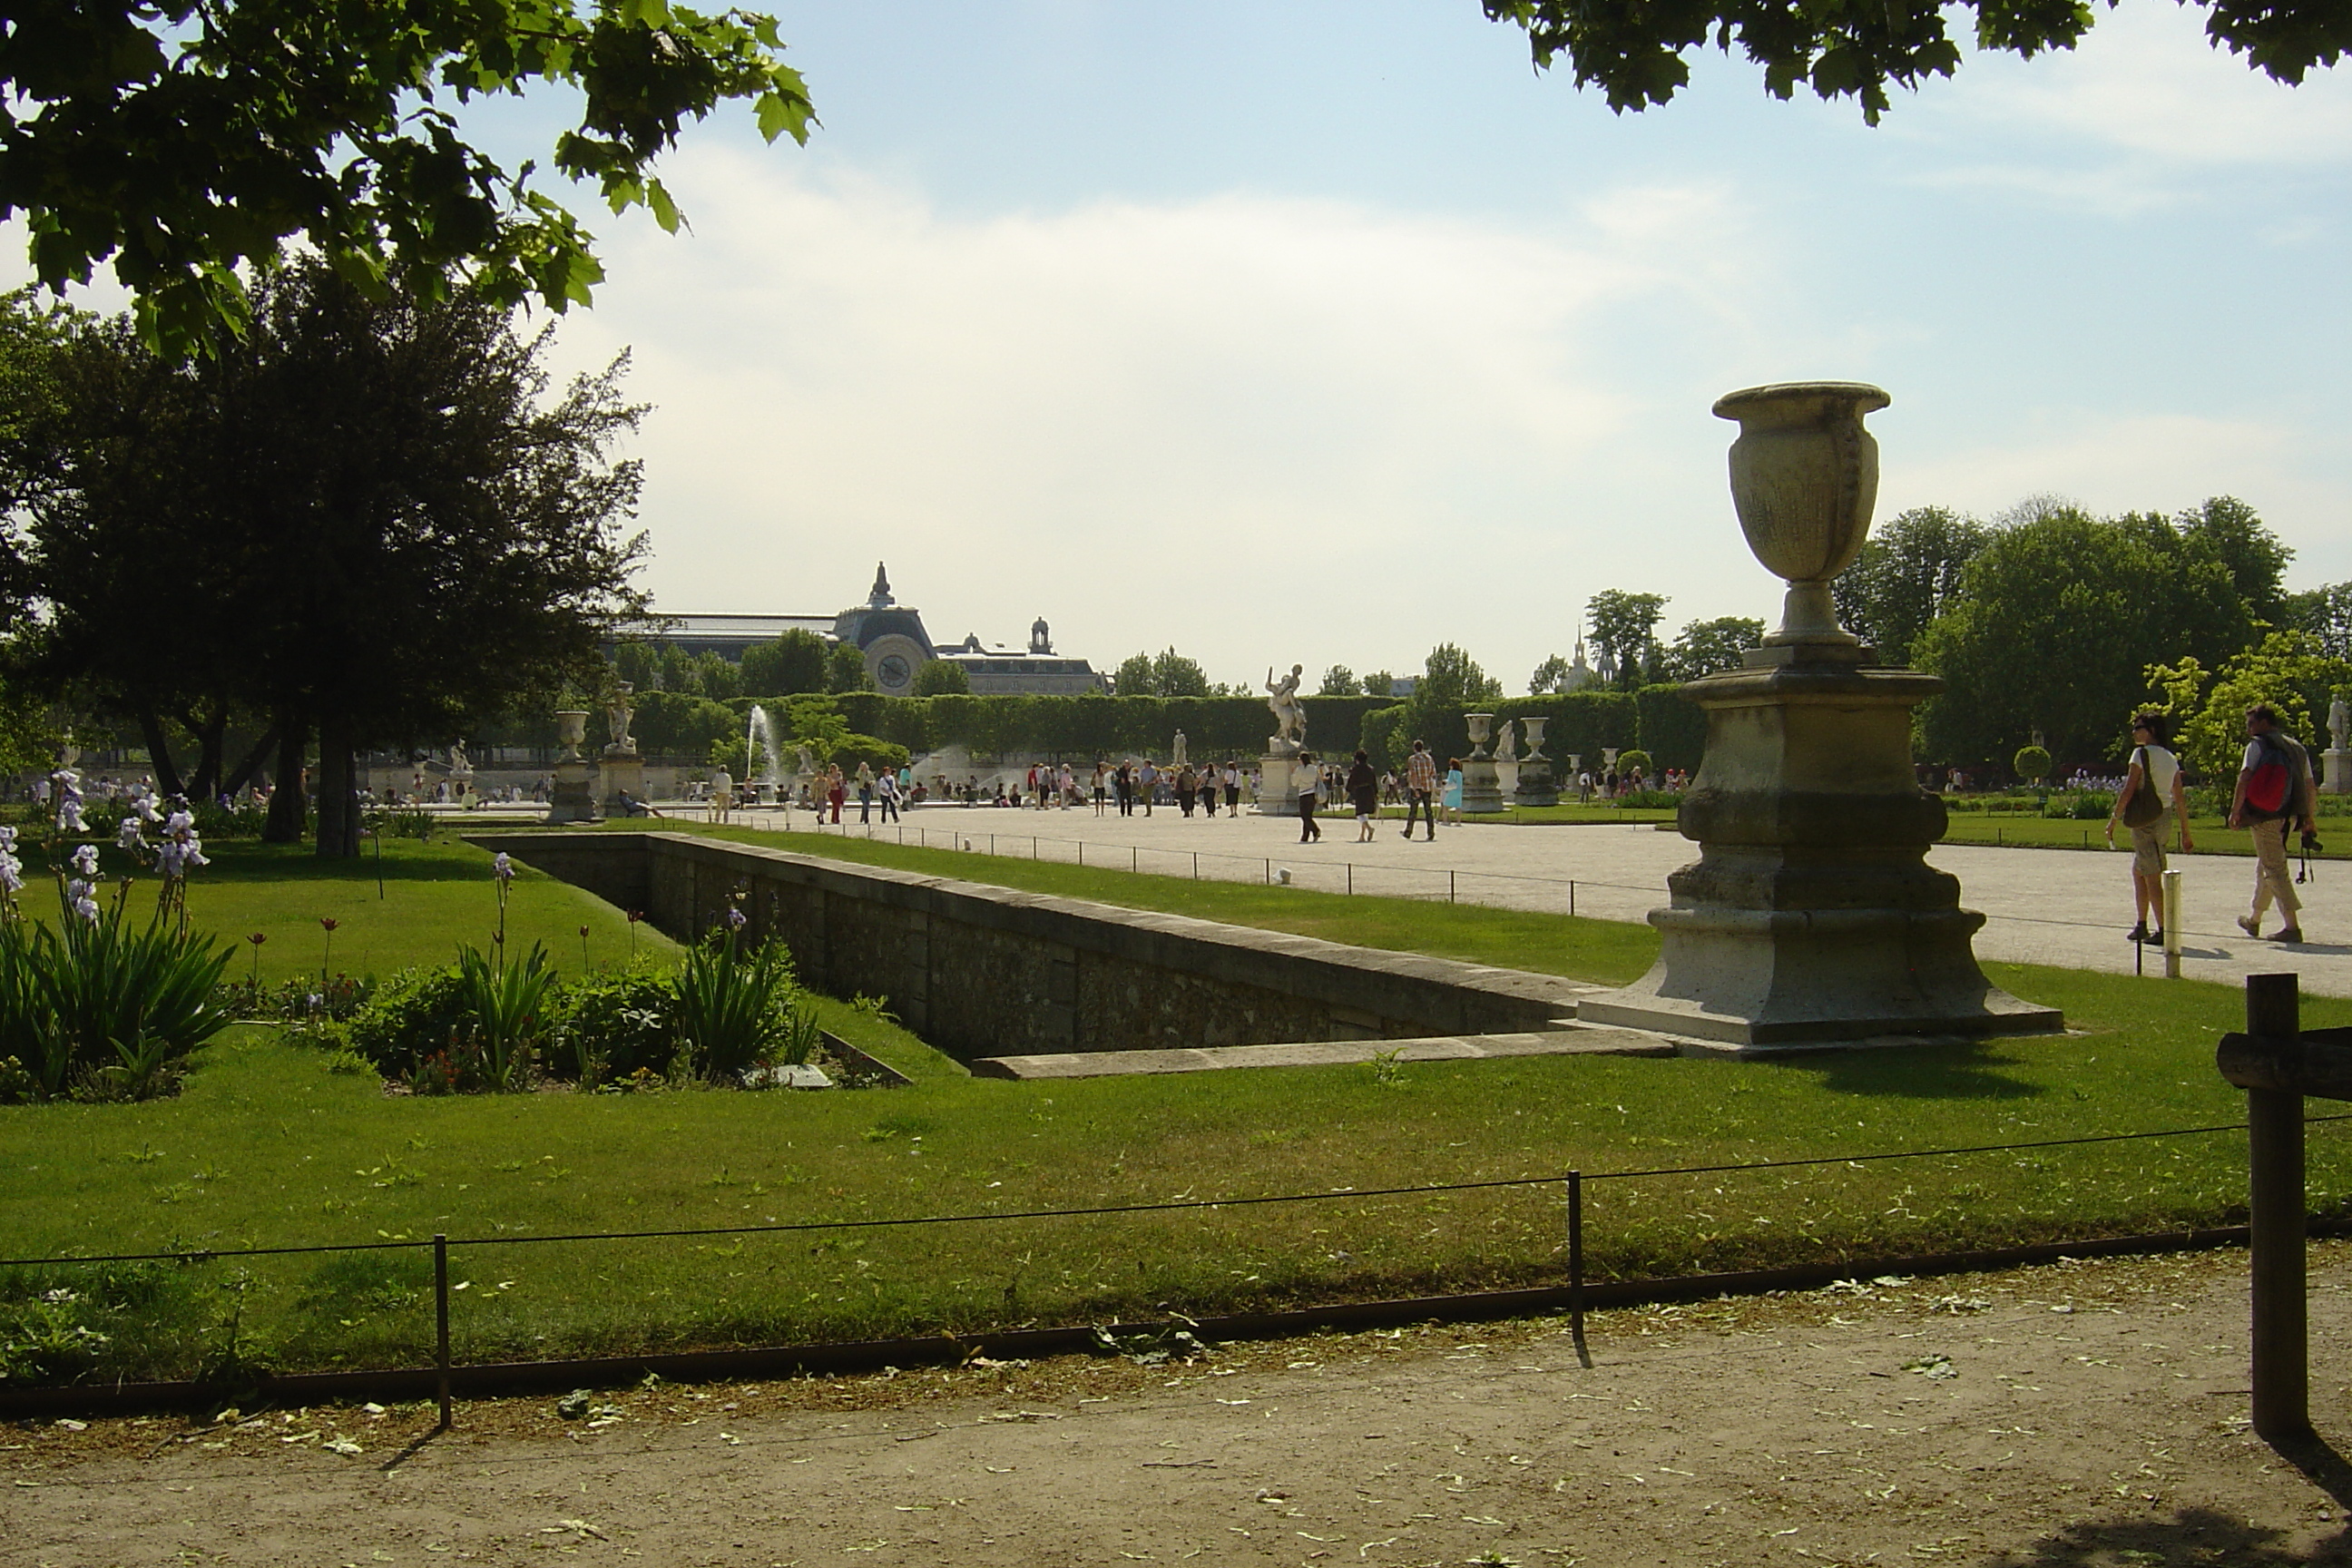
[45,2,2352,692]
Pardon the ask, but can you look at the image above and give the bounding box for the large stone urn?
[546,709,601,824]
[1514,715,1559,807]
[1459,713,1505,814]
[1577,382,2060,1051]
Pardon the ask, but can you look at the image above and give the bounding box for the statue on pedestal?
[1494,720,1518,762]
[605,681,637,755]
[1265,664,1306,751]
[2331,696,2347,755]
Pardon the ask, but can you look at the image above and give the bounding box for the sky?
[32,2,2352,693]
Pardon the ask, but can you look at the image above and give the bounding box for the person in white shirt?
[2104,711,2193,943]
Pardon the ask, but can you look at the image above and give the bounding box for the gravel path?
[12,1244,2352,1566]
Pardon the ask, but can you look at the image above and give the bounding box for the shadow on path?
[1983,1504,2352,1565]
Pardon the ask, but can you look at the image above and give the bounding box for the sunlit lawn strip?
[3,831,2345,1383]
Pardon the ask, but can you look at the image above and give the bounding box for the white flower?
[181,837,208,868]
[135,795,162,823]
[724,906,747,931]
[156,842,185,877]
[116,818,146,851]
[0,825,15,848]
[57,800,86,832]
[65,877,90,901]
[73,895,99,923]
[0,858,20,895]
[493,852,514,884]
[70,844,99,877]
[165,810,193,836]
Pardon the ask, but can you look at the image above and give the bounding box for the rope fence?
[9,1113,2347,1423]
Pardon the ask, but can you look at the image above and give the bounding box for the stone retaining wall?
[468,832,1588,1062]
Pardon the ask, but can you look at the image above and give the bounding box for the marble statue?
[606,681,636,753]
[447,740,471,775]
[795,743,818,778]
[2331,696,2348,755]
[1494,720,1517,763]
[1265,664,1306,748]
[1172,730,1188,766]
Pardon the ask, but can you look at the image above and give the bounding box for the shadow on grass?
[1770,1039,2047,1102]
[1984,1505,2352,1565]
[172,841,494,886]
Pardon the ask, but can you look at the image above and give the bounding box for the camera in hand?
[2303,830,2326,855]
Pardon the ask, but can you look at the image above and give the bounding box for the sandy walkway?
[13,1244,2352,1567]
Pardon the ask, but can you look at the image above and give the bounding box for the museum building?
[640,564,1107,698]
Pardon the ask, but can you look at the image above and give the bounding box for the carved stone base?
[546,759,601,824]
[2326,748,2352,796]
[601,751,646,815]
[1460,757,1505,814]
[1573,649,2061,1052]
[1514,760,1559,808]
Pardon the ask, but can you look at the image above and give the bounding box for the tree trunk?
[221,727,280,799]
[181,703,229,803]
[314,712,361,858]
[133,705,186,798]
[263,712,308,844]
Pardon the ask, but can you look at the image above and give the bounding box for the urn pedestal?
[1575,647,2061,1048]
[1459,714,1506,814]
[545,710,602,825]
[1514,718,1560,807]
[1575,381,2060,1052]
[2327,749,2352,797]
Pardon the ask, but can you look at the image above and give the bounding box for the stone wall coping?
[477,830,1594,1018]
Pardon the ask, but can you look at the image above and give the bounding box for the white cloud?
[551,150,1787,684]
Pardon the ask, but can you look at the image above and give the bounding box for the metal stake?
[1568,1171,1590,1368]
[2162,869,2182,979]
[433,1232,453,1430]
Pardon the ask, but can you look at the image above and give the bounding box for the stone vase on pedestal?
[545,710,601,824]
[1514,716,1560,807]
[1459,714,1505,814]
[1575,381,2061,1052]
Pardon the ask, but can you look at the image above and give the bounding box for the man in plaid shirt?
[1402,740,1439,840]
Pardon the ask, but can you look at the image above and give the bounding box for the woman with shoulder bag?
[2105,711,2194,943]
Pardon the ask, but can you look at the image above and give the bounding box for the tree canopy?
[7,261,649,853]
[0,0,814,354]
[1585,589,1668,687]
[1831,505,1989,668]
[1485,0,2347,124]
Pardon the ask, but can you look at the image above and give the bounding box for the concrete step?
[969,1026,1671,1080]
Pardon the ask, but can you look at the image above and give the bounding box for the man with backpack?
[2230,703,2318,944]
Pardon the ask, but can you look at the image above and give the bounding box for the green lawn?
[4,825,2347,1386]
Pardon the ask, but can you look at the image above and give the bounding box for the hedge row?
[583,687,1702,772]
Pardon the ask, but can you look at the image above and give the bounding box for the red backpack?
[2245,733,2295,817]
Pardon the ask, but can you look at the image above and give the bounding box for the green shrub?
[2045,790,2115,820]
[2013,744,2052,784]
[1616,749,1654,779]
[348,965,471,1079]
[547,965,679,1086]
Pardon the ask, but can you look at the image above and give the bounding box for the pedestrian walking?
[877,768,902,824]
[857,762,875,824]
[1294,751,1322,842]
[1139,760,1157,817]
[1348,750,1379,841]
[2231,702,2317,944]
[2104,710,2190,942]
[1402,740,1439,839]
[1176,761,1197,818]
[1443,759,1465,826]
